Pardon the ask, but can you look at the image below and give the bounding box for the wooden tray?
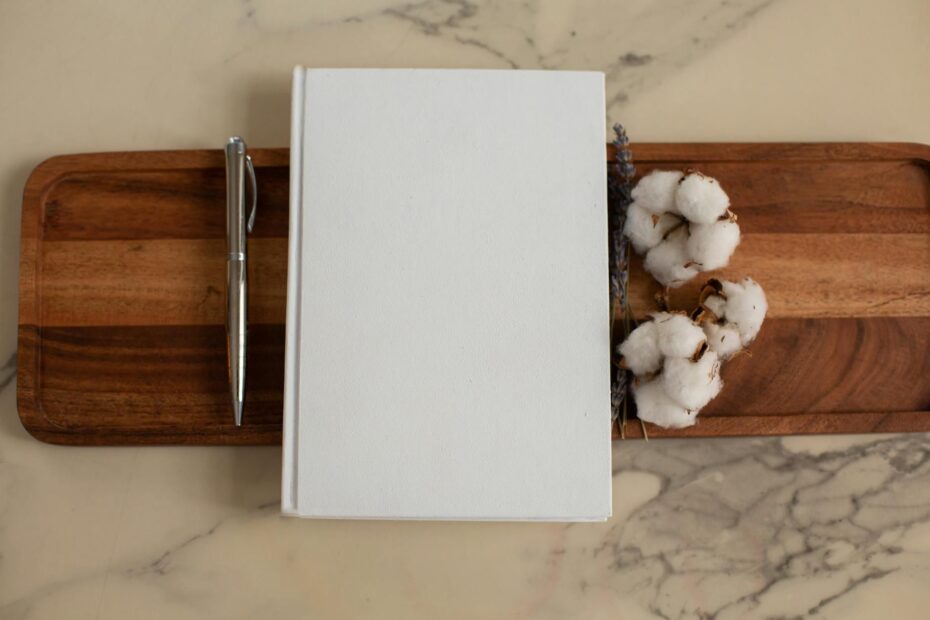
[18,143,930,445]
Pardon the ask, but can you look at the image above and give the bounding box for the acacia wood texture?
[17,143,930,444]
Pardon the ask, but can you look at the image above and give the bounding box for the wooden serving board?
[17,143,930,445]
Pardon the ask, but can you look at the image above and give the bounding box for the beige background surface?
[2,1,929,618]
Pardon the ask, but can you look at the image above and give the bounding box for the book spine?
[281,66,306,515]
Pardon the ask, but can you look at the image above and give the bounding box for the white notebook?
[282,68,611,521]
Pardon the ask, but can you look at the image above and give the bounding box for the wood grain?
[18,324,283,445]
[38,238,287,326]
[628,233,930,318]
[17,143,930,444]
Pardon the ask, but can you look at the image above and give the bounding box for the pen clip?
[245,154,257,234]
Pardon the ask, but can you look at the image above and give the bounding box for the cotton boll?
[662,351,723,411]
[686,219,741,271]
[618,321,662,376]
[703,294,727,320]
[703,322,743,359]
[653,312,706,359]
[623,203,681,254]
[722,278,768,345]
[643,228,698,288]
[631,170,684,215]
[675,173,730,224]
[633,378,696,429]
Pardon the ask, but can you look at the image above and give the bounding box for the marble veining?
[236,0,775,114]
[2,0,930,617]
[566,436,930,619]
[4,437,930,619]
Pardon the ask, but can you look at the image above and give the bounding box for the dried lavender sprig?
[608,124,636,431]
[608,124,635,313]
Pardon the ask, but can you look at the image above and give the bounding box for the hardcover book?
[282,68,611,520]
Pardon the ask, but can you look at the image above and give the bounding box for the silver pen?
[225,136,257,426]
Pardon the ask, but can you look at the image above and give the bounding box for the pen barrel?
[225,139,248,253]
[225,137,248,425]
[226,258,247,412]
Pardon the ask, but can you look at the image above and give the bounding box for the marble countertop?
[2,1,929,618]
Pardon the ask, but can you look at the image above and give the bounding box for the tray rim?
[18,142,930,444]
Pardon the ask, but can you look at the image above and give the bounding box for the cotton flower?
[686,219,741,271]
[623,203,681,254]
[720,278,768,345]
[662,350,722,410]
[675,172,730,224]
[653,312,706,359]
[643,228,698,288]
[698,277,768,358]
[702,322,743,359]
[618,320,662,376]
[631,170,683,215]
[617,280,767,429]
[626,170,738,288]
[702,293,728,321]
[632,378,696,429]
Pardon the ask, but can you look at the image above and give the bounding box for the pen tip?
[233,400,244,427]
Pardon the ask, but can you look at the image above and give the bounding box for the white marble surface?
[2,1,930,618]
